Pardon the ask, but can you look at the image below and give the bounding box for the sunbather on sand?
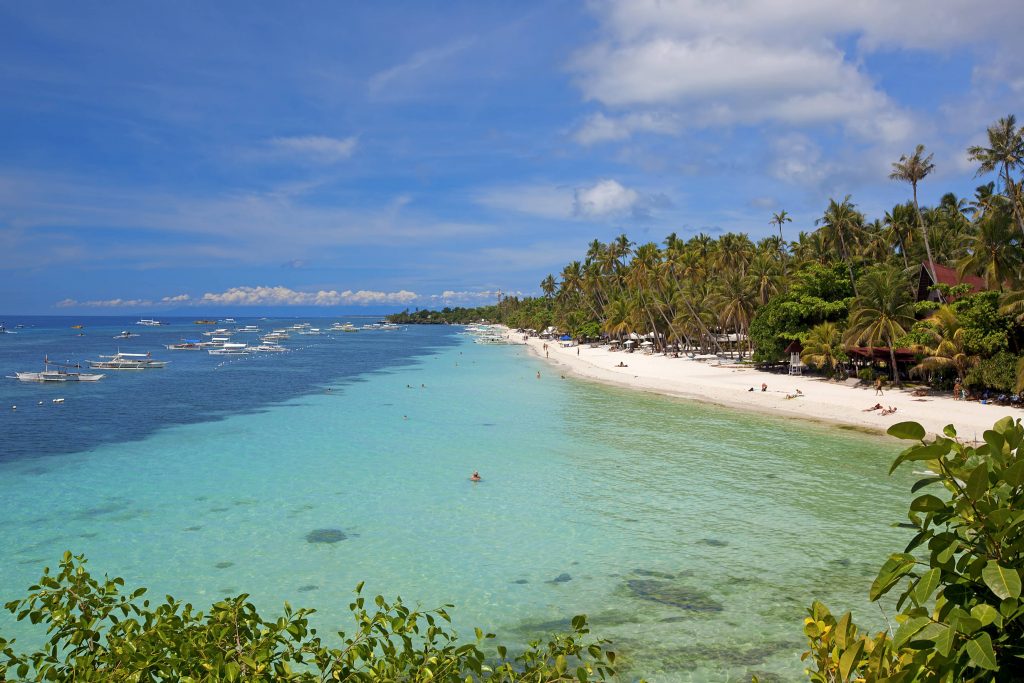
[863,403,883,412]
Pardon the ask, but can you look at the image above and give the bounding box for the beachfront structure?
[916,261,986,302]
[785,341,804,375]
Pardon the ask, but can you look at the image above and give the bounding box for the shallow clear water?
[0,318,912,681]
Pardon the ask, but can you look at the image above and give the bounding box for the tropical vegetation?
[392,114,1024,395]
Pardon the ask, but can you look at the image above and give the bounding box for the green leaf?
[888,421,926,440]
[964,632,998,671]
[912,568,941,606]
[933,623,955,657]
[870,553,916,601]
[889,442,950,475]
[838,639,864,681]
[942,424,957,438]
[910,494,947,512]
[893,616,930,648]
[555,654,567,675]
[982,561,1021,600]
[964,464,989,501]
[1003,460,1024,487]
[970,604,1002,628]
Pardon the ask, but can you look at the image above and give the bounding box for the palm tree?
[715,271,757,358]
[800,322,845,377]
[844,266,916,386]
[968,114,1024,237]
[956,211,1021,291]
[817,196,863,295]
[910,306,977,386]
[771,210,792,241]
[890,144,940,289]
[540,274,557,299]
[602,297,631,340]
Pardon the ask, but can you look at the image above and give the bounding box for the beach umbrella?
[624,340,635,346]
[640,341,653,346]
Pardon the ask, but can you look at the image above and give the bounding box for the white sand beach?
[508,330,1023,442]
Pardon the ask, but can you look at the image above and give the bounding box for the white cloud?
[566,0,1024,144]
[268,135,358,163]
[574,111,679,145]
[475,184,574,220]
[573,179,640,218]
[476,179,661,221]
[56,297,154,308]
[430,290,507,304]
[368,37,477,97]
[54,286,523,309]
[197,286,419,307]
[769,133,834,187]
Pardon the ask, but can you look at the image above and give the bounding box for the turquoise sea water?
[0,318,912,681]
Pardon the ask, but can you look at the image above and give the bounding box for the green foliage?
[749,263,853,362]
[1,553,621,682]
[952,292,1015,357]
[965,351,1022,392]
[803,418,1024,681]
[857,367,877,383]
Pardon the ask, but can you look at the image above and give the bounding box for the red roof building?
[917,261,986,302]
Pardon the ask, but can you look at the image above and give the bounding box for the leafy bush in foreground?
[0,554,619,682]
[802,417,1024,681]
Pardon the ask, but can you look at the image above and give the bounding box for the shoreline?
[503,329,1023,442]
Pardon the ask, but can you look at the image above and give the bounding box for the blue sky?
[2,0,1023,314]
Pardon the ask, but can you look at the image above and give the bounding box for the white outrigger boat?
[88,352,168,369]
[114,330,141,339]
[135,319,164,326]
[208,342,249,355]
[11,357,105,382]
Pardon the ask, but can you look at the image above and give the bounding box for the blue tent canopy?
[559,334,571,341]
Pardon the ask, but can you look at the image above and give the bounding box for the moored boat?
[11,357,105,382]
[88,352,168,369]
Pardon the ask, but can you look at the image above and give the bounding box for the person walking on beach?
[761,383,767,392]
[953,381,961,401]
[874,377,884,396]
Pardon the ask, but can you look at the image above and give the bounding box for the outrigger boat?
[208,342,249,355]
[135,319,164,326]
[166,339,204,350]
[88,352,168,369]
[113,330,140,339]
[11,357,105,382]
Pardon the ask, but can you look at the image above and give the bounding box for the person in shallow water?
[470,471,481,482]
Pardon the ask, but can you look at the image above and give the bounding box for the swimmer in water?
[470,471,481,482]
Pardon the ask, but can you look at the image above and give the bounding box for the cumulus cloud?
[566,0,1024,144]
[477,179,664,221]
[54,286,526,309]
[197,286,419,307]
[573,179,640,218]
[268,135,358,163]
